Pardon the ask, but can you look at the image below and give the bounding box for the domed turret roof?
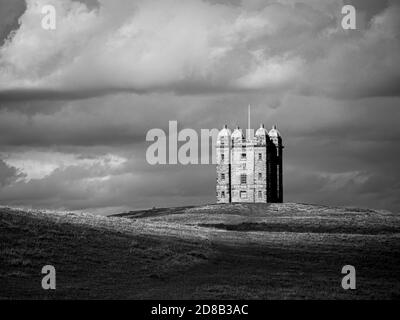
[231,126,244,139]
[217,125,231,139]
[269,125,281,138]
[255,124,269,137]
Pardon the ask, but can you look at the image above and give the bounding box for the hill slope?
[1,203,400,299]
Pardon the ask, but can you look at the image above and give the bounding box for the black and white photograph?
[0,0,400,307]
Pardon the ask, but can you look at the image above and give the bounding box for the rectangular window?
[221,191,225,198]
[240,191,247,199]
[240,174,247,185]
[241,153,246,160]
[221,173,225,181]
[258,173,262,180]
[258,153,262,160]
[221,154,225,161]
[258,191,262,198]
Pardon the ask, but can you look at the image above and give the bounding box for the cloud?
[0,0,399,100]
[0,0,399,214]
[0,150,215,213]
[0,159,25,186]
[0,0,26,46]
[0,92,399,213]
[302,4,400,98]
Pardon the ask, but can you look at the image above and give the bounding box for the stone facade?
[216,124,283,204]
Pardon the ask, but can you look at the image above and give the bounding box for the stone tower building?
[216,123,283,203]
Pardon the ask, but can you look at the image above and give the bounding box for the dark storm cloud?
[0,87,151,103]
[0,159,25,186]
[0,0,26,46]
[0,0,99,46]
[0,0,399,214]
[346,0,390,22]
[0,154,215,212]
[1,0,399,101]
[0,92,400,213]
[0,94,193,148]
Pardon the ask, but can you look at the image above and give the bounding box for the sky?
[0,0,399,215]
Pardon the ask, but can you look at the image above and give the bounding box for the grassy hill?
[1,203,400,299]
